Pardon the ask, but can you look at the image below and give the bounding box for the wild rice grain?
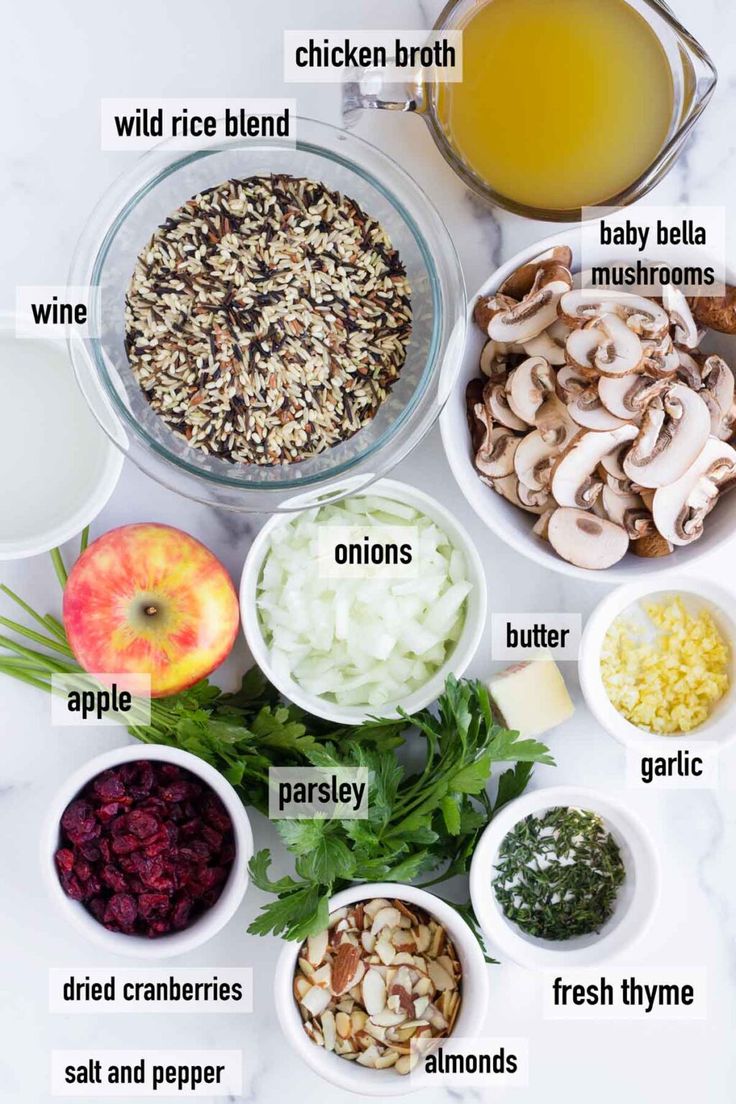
[125,175,412,465]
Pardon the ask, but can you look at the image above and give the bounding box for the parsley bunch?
[247,676,555,942]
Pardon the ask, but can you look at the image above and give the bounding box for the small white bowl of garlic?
[579,575,736,748]
[441,226,736,580]
[239,478,486,723]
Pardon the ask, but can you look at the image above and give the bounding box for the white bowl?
[469,786,659,969]
[0,316,123,560]
[239,477,487,724]
[274,882,490,1096]
[579,575,736,749]
[440,226,736,582]
[42,743,253,958]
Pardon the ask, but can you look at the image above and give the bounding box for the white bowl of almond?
[441,229,736,579]
[274,884,489,1095]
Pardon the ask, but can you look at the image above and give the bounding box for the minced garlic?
[600,596,730,734]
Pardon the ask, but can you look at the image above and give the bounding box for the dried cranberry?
[61,800,98,844]
[139,893,171,920]
[101,865,128,893]
[203,796,231,832]
[60,873,84,901]
[171,895,193,930]
[127,810,159,839]
[127,761,155,797]
[97,803,122,824]
[55,759,234,940]
[93,770,126,802]
[104,893,138,930]
[161,781,192,803]
[73,859,92,882]
[55,848,75,875]
[111,834,141,856]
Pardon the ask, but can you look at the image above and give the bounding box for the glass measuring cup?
[344,0,717,222]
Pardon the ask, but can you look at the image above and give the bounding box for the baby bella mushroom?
[468,246,736,569]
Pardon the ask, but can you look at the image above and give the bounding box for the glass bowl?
[68,118,466,511]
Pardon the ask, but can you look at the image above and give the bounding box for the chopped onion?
[256,496,472,708]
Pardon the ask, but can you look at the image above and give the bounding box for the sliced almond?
[370,1009,408,1027]
[306,929,329,967]
[301,985,332,1017]
[362,968,387,1017]
[414,925,431,954]
[321,1010,337,1052]
[356,1044,382,1068]
[360,931,376,954]
[375,934,397,965]
[371,906,402,935]
[335,1011,352,1039]
[331,943,362,996]
[363,898,391,919]
[375,1051,399,1069]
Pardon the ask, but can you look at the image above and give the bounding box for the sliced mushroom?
[630,531,674,558]
[535,393,580,448]
[505,356,556,424]
[598,373,667,420]
[475,420,520,479]
[652,438,736,545]
[547,508,629,569]
[474,293,517,334]
[491,472,550,514]
[551,424,638,509]
[465,378,486,453]
[600,441,631,482]
[600,484,655,538]
[485,381,527,431]
[498,246,573,300]
[532,508,555,540]
[641,333,680,378]
[663,286,700,349]
[488,265,573,343]
[522,325,567,365]
[518,481,554,511]
[560,289,670,339]
[514,430,558,491]
[689,287,736,335]
[566,314,643,377]
[675,348,705,390]
[623,383,712,487]
[567,387,629,430]
[556,364,589,401]
[700,355,736,440]
[479,339,511,380]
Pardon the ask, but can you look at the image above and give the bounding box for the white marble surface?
[2,1,736,1101]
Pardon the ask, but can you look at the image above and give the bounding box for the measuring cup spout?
[342,68,425,128]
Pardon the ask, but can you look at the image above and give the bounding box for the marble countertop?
[2,1,736,1101]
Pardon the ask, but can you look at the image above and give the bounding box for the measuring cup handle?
[342,68,425,127]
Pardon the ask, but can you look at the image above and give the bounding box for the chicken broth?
[434,0,674,211]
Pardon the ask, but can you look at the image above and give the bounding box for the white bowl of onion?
[240,478,486,723]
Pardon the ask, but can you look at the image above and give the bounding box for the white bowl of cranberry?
[42,744,253,958]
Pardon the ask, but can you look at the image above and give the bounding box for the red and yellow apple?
[63,523,240,697]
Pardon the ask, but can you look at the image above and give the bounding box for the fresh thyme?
[492,806,625,940]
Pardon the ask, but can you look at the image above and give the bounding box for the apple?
[63,523,240,698]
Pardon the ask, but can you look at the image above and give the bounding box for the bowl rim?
[274,881,490,1096]
[238,476,487,724]
[41,743,253,959]
[469,785,660,970]
[0,313,123,560]
[68,117,466,510]
[579,574,736,749]
[440,225,736,582]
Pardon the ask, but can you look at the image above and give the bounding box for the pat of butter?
[489,656,574,738]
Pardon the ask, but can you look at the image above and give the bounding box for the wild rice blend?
[125,175,412,465]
